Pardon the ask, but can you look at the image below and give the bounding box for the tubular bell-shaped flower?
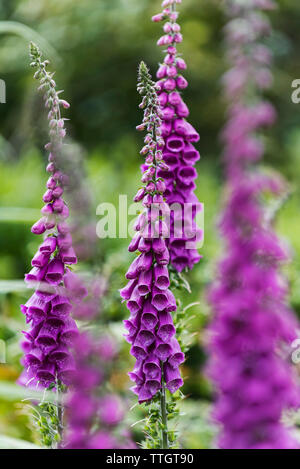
[19,43,81,389]
[121,62,184,405]
[208,0,300,449]
[152,0,202,272]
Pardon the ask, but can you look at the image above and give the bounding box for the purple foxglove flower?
[26,293,49,322]
[120,279,137,301]
[152,237,167,254]
[162,106,175,120]
[43,189,53,203]
[36,323,59,348]
[57,221,70,235]
[141,301,158,330]
[145,378,161,395]
[165,134,185,153]
[157,311,176,342]
[39,236,57,254]
[125,255,140,279]
[152,4,202,272]
[131,344,148,361]
[35,283,57,301]
[60,317,79,346]
[155,247,170,265]
[51,295,72,317]
[31,218,47,235]
[44,215,56,230]
[163,152,179,169]
[137,270,153,296]
[24,348,44,368]
[57,356,75,385]
[163,78,176,91]
[154,264,170,290]
[138,237,152,253]
[49,345,70,364]
[128,233,141,252]
[36,362,56,384]
[137,252,153,272]
[143,355,161,380]
[129,361,145,385]
[155,340,172,362]
[57,233,73,250]
[41,203,54,215]
[45,258,64,285]
[127,285,143,314]
[122,62,184,405]
[135,329,156,348]
[31,251,50,268]
[177,166,197,185]
[182,143,200,164]
[152,286,169,311]
[52,185,64,198]
[207,0,300,450]
[137,385,156,403]
[60,247,77,264]
[168,337,185,368]
[164,362,183,393]
[52,197,64,213]
[176,101,189,118]
[25,265,47,283]
[20,43,87,394]
[161,121,173,137]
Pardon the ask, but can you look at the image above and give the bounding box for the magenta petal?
[164,363,183,393]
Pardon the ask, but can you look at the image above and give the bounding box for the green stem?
[56,379,63,446]
[160,369,169,449]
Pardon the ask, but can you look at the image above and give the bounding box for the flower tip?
[60,99,70,109]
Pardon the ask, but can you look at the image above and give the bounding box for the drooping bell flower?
[208,0,300,449]
[152,0,202,272]
[121,62,184,404]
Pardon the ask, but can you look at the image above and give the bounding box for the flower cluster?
[152,0,202,272]
[121,62,184,404]
[19,43,83,389]
[65,332,134,449]
[208,0,300,449]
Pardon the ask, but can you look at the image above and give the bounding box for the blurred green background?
[0,0,300,449]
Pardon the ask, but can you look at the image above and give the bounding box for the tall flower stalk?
[121,62,185,449]
[19,43,82,446]
[208,0,300,449]
[153,0,202,273]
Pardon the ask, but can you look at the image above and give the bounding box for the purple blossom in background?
[65,332,135,449]
[153,0,202,272]
[208,0,300,449]
[19,43,83,389]
[121,62,184,404]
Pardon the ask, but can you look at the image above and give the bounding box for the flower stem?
[56,379,63,445]
[160,369,169,449]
